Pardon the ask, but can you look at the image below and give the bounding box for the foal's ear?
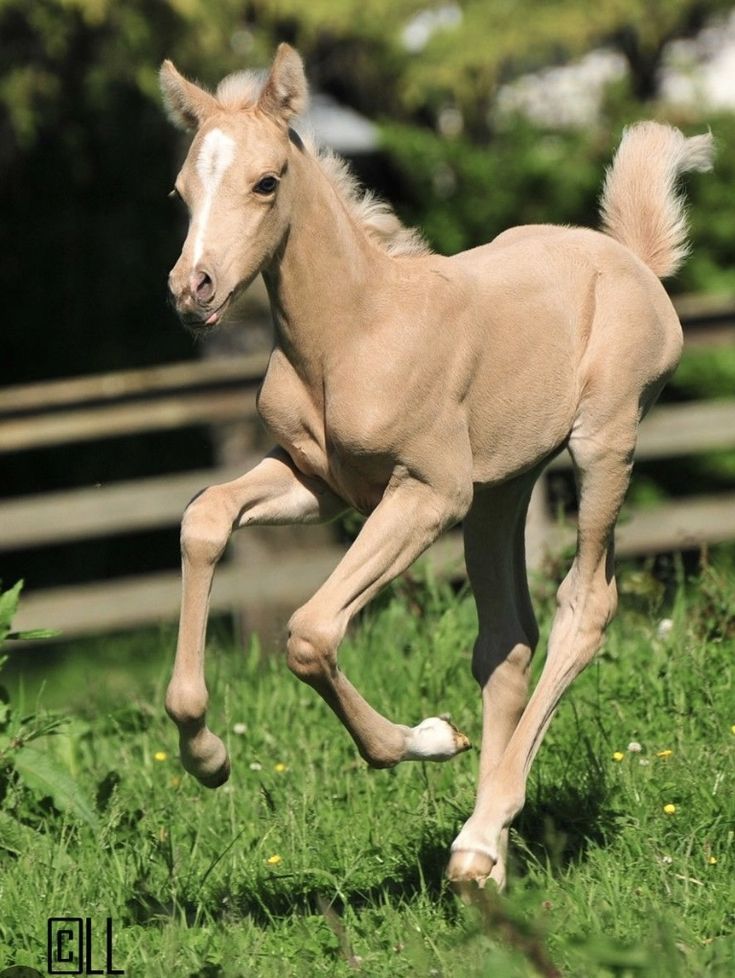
[159,60,218,131]
[258,44,308,123]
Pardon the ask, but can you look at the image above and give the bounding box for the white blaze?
[192,128,236,267]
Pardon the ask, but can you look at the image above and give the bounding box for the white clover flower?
[657,618,673,639]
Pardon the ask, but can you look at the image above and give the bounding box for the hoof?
[195,753,231,789]
[405,715,471,761]
[446,848,497,898]
[180,730,231,789]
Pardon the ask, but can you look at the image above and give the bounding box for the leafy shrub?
[0,581,98,852]
[381,107,735,297]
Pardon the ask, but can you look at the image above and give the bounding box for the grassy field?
[0,558,733,977]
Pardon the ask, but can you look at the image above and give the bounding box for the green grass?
[0,561,733,977]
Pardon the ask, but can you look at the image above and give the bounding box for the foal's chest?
[256,350,393,512]
[256,351,325,471]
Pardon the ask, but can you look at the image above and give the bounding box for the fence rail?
[3,294,735,638]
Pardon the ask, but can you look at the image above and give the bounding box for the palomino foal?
[160,45,712,891]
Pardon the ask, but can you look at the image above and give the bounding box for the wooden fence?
[3,295,735,638]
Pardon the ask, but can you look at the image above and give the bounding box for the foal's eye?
[254,175,278,195]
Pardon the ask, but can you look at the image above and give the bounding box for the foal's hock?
[160,44,713,891]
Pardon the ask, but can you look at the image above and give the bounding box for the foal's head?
[161,44,307,329]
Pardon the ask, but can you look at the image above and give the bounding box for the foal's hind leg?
[448,411,637,887]
[447,474,539,891]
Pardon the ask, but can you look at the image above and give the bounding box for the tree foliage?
[2,0,735,388]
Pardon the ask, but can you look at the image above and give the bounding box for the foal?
[160,45,713,890]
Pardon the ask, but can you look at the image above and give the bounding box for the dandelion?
[707,855,718,865]
[274,762,288,773]
[656,749,673,759]
[663,803,677,815]
[232,722,247,735]
[731,724,735,735]
[627,741,642,753]
[153,751,168,762]
[612,751,625,762]
[266,854,282,865]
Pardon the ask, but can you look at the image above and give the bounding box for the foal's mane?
[216,70,431,259]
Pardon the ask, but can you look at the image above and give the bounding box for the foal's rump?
[466,120,713,420]
[453,223,683,484]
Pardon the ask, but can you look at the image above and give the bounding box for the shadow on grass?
[126,776,619,935]
[511,765,622,878]
[225,836,455,926]
[125,831,456,930]
[126,728,619,934]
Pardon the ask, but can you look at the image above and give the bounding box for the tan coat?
[160,45,713,891]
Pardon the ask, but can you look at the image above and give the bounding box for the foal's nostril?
[193,268,215,304]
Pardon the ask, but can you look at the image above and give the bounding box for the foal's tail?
[599,122,714,278]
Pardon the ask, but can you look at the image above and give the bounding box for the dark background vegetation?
[3,0,735,594]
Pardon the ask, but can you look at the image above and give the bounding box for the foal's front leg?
[286,475,473,767]
[166,448,345,787]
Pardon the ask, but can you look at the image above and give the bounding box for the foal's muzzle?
[168,265,219,327]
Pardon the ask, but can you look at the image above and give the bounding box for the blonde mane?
[311,145,431,257]
[215,70,431,259]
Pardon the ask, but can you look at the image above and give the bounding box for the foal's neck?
[262,148,388,368]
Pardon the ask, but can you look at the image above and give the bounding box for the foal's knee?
[180,487,232,565]
[286,609,342,684]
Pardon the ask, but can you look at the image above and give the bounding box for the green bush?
[381,107,735,296]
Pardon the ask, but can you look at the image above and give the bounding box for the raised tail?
[599,122,714,278]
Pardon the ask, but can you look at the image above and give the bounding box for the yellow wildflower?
[731,725,735,735]
[266,854,282,865]
[656,749,673,759]
[153,751,168,762]
[612,751,625,762]
[707,855,718,865]
[274,762,288,773]
[663,803,676,815]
